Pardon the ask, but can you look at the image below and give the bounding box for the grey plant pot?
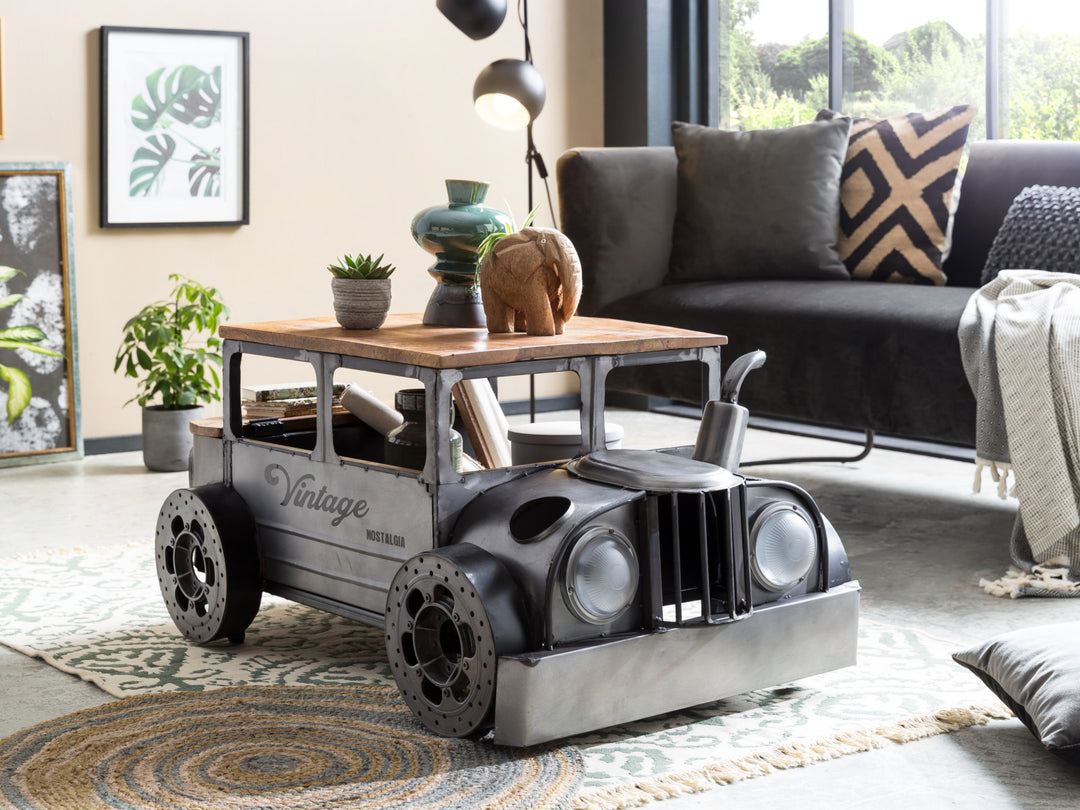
[142,405,204,472]
[332,278,397,330]
[332,277,392,329]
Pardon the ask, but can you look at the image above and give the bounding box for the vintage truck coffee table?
[157,314,860,746]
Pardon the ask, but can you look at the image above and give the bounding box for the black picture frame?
[100,26,249,227]
[0,162,82,467]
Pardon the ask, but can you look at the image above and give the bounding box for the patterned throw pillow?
[981,185,1080,285]
[817,106,977,285]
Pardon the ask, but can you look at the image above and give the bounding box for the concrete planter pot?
[331,278,391,329]
[142,405,204,472]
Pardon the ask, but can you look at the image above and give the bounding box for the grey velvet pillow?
[953,622,1080,763]
[981,184,1080,285]
[667,118,851,284]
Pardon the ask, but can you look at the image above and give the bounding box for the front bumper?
[493,579,861,746]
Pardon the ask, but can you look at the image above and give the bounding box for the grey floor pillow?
[954,621,1080,763]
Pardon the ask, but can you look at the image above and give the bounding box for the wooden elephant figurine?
[480,227,583,336]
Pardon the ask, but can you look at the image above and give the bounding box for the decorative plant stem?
[475,204,542,266]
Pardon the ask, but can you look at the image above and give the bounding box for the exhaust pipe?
[693,350,767,471]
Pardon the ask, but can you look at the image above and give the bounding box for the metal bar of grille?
[670,494,683,624]
[696,493,712,622]
[723,491,738,622]
[644,495,664,629]
[730,488,753,620]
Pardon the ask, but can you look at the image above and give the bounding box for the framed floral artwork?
[99,26,249,227]
[0,162,82,467]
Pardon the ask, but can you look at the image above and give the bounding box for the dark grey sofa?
[557,140,1080,449]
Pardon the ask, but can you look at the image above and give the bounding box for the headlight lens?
[750,502,817,591]
[565,527,639,624]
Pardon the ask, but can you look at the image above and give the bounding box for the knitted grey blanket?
[958,270,1080,591]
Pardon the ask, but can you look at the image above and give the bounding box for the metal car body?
[157,315,860,747]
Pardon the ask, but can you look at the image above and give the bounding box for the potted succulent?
[328,252,395,329]
[114,274,228,472]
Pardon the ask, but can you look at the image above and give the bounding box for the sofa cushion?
[982,185,1080,285]
[557,147,678,316]
[600,280,977,446]
[817,106,976,286]
[666,119,851,284]
[953,622,1080,763]
[944,140,1080,288]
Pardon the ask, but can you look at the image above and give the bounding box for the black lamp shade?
[473,58,546,130]
[437,0,507,40]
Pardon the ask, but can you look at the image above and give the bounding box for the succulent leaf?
[327,250,396,279]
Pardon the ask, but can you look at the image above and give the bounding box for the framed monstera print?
[100,27,249,227]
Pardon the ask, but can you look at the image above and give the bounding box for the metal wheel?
[155,485,262,645]
[385,544,528,738]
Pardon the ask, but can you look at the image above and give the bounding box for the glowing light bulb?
[475,93,530,130]
[492,93,523,117]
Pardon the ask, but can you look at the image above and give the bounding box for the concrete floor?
[3,415,1080,808]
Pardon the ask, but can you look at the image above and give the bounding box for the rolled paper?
[341,385,404,436]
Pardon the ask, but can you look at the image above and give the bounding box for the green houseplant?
[114,274,229,471]
[328,251,395,329]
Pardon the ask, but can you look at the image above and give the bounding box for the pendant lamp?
[473,57,546,130]
[437,0,550,419]
[436,0,507,40]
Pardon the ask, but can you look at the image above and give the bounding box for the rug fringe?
[980,560,1080,598]
[4,539,151,562]
[570,702,1013,810]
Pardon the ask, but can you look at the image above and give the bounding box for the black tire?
[385,544,528,737]
[155,485,262,645]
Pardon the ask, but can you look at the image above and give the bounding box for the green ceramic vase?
[410,179,511,327]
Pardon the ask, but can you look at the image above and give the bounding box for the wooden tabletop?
[219,314,727,370]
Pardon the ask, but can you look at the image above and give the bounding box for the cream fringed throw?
[958,270,1080,597]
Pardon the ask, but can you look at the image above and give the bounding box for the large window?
[720,1,825,129]
[719,0,1080,140]
[841,0,985,133]
[1000,1,1080,139]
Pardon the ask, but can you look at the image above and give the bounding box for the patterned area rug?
[0,684,581,810]
[0,544,1010,809]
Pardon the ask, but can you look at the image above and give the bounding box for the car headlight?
[564,527,639,624]
[750,502,818,592]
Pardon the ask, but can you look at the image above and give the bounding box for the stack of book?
[241,382,347,419]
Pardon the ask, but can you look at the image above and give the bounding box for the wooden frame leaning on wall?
[0,17,6,140]
[0,162,82,467]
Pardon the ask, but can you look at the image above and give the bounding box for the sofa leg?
[741,429,875,468]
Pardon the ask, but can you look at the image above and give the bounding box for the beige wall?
[2,0,604,440]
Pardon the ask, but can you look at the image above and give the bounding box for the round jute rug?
[0,684,583,809]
